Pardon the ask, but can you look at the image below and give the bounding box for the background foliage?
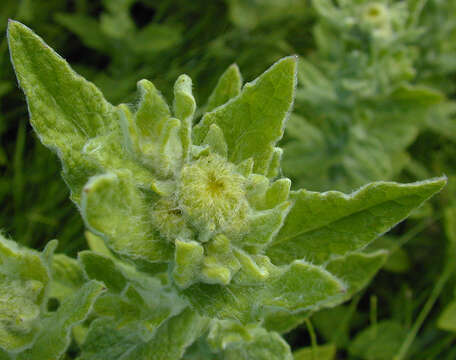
[1,0,455,358]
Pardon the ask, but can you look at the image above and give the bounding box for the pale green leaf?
[206,64,243,112]
[50,254,85,301]
[79,308,207,360]
[241,201,292,253]
[262,309,310,334]
[16,280,104,360]
[7,20,119,201]
[173,240,205,288]
[222,327,292,360]
[201,124,228,158]
[79,251,187,340]
[200,235,241,286]
[267,178,446,264]
[79,251,128,293]
[0,235,50,353]
[183,259,344,323]
[81,171,173,263]
[85,231,114,258]
[174,75,196,162]
[193,56,297,175]
[120,80,182,178]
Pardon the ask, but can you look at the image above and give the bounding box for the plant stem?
[305,318,318,360]
[394,254,455,359]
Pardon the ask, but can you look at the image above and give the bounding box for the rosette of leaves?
[282,0,446,192]
[0,235,104,359]
[7,20,446,357]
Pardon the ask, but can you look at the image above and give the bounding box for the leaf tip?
[6,19,29,40]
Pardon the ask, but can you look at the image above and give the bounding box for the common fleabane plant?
[3,20,446,359]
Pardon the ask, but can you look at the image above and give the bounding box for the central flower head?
[178,153,249,234]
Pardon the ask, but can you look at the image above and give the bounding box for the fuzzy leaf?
[206,64,243,112]
[0,235,50,353]
[267,178,446,264]
[194,56,297,174]
[183,258,344,323]
[325,251,388,304]
[221,327,292,360]
[120,80,182,178]
[79,251,128,294]
[174,75,196,162]
[262,309,310,334]
[242,202,292,253]
[50,254,86,301]
[7,20,119,201]
[81,172,173,263]
[79,251,187,341]
[79,308,206,360]
[173,240,205,288]
[16,280,104,360]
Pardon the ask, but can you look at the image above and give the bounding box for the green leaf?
[50,254,86,301]
[79,251,187,341]
[262,309,310,334]
[367,236,411,273]
[348,321,408,360]
[16,281,105,360]
[173,240,205,288]
[194,56,297,175]
[312,305,354,348]
[174,74,196,162]
[325,251,388,304]
[79,308,207,360]
[267,178,446,264]
[85,231,114,258]
[120,80,182,178]
[391,84,445,106]
[293,343,336,360]
[201,124,228,158]
[77,318,142,360]
[131,24,182,55]
[241,201,292,254]
[183,258,344,323]
[55,14,109,52]
[227,0,307,29]
[81,171,173,263]
[213,324,293,360]
[206,64,243,112]
[127,309,207,359]
[0,235,50,353]
[438,301,456,332]
[7,20,119,201]
[79,251,128,294]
